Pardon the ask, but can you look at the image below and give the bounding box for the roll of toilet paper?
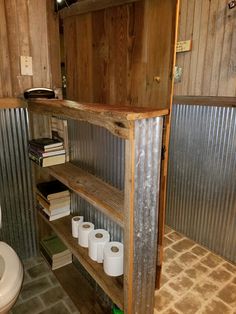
[78,222,94,247]
[88,229,110,263]
[103,242,124,277]
[71,216,84,238]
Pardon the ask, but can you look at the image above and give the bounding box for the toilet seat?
[0,242,23,309]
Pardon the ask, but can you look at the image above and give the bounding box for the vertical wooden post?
[124,117,163,313]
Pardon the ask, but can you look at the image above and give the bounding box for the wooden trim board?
[0,98,26,109]
[59,0,142,19]
[173,96,236,107]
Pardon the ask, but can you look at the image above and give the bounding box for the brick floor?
[155,226,236,314]
[11,226,236,313]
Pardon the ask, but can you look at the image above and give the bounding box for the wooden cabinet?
[28,99,167,313]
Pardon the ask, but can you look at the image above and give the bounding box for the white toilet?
[0,241,23,314]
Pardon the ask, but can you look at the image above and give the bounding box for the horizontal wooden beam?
[59,0,141,19]
[173,96,236,108]
[0,98,27,109]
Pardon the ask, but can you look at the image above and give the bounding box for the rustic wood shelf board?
[59,0,142,18]
[0,98,26,109]
[48,162,124,227]
[27,100,168,139]
[39,212,124,310]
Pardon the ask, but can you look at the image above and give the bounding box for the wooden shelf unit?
[39,211,124,310]
[29,99,166,313]
[48,162,124,227]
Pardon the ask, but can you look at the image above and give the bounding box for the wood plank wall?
[174,0,236,97]
[63,0,178,109]
[0,0,61,98]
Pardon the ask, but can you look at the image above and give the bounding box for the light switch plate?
[20,56,33,75]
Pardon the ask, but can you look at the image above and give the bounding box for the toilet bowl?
[0,242,23,314]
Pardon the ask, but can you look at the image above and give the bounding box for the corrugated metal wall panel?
[166,104,236,263]
[68,120,124,243]
[132,118,163,313]
[0,108,36,259]
[69,120,125,190]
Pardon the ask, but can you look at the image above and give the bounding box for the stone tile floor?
[10,256,80,314]
[154,226,236,314]
[11,226,236,313]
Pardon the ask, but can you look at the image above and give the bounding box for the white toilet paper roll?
[71,216,84,238]
[103,242,124,277]
[78,222,94,247]
[88,229,110,263]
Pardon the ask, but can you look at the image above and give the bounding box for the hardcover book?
[37,180,70,200]
[29,138,63,150]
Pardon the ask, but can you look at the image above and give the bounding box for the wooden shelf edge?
[39,212,124,310]
[48,162,124,228]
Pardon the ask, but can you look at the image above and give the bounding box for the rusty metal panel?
[131,117,163,313]
[0,108,36,259]
[166,104,236,263]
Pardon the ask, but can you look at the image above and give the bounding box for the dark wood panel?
[63,0,178,110]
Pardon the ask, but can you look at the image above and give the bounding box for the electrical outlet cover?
[20,56,33,76]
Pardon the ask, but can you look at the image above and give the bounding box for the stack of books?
[28,137,66,167]
[40,234,72,270]
[37,180,70,221]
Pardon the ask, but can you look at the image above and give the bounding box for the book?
[36,197,70,214]
[40,235,72,270]
[37,180,70,200]
[40,234,70,258]
[29,152,65,167]
[29,146,65,157]
[51,117,69,162]
[36,192,70,208]
[42,208,70,221]
[29,138,63,150]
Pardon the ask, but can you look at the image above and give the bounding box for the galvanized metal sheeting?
[69,120,125,190]
[132,118,163,313]
[68,120,124,242]
[166,104,236,263]
[0,108,36,259]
